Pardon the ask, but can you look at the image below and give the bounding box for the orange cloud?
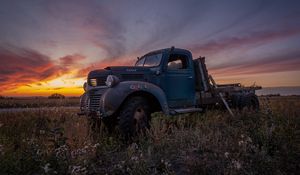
[0,45,85,93]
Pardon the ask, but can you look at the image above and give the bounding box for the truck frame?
[79,47,261,138]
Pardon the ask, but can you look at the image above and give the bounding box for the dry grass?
[0,97,299,174]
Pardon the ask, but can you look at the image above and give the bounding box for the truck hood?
[106,66,151,73]
[88,66,151,79]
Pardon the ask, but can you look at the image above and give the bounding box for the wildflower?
[92,143,100,148]
[39,130,46,134]
[131,156,139,161]
[238,140,244,146]
[71,148,85,159]
[36,149,42,156]
[55,145,69,159]
[224,152,229,158]
[164,160,172,167]
[42,163,51,173]
[70,165,87,175]
[246,136,252,143]
[129,143,139,150]
[114,163,123,169]
[232,160,242,170]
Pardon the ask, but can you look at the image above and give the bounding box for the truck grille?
[88,92,101,112]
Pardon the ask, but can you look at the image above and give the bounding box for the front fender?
[99,81,169,117]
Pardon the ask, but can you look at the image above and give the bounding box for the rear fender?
[99,81,169,117]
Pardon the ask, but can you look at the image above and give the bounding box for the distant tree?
[266,94,281,97]
[48,93,65,99]
[0,95,4,99]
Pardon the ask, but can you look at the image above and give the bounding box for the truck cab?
[135,48,196,108]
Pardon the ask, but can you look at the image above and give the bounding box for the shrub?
[48,93,65,99]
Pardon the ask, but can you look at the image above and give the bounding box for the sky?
[0,0,300,96]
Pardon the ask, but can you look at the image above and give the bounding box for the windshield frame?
[135,53,163,67]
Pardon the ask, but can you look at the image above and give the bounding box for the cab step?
[170,107,202,115]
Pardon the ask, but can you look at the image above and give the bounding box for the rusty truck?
[79,47,261,138]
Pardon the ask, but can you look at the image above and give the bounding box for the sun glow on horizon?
[2,73,86,97]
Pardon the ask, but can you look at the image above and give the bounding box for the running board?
[170,108,202,115]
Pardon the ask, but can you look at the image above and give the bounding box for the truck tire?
[248,94,260,112]
[239,94,259,112]
[118,96,151,140]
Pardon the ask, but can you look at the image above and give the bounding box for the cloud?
[76,55,135,78]
[189,28,300,56]
[59,54,86,67]
[210,51,300,76]
[76,28,300,79]
[42,0,127,60]
[0,45,84,91]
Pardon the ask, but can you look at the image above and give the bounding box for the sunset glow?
[0,0,300,96]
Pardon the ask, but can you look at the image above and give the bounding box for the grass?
[0,96,299,174]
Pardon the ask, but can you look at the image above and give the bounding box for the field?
[0,96,299,174]
[0,97,79,108]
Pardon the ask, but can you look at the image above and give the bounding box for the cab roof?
[142,47,192,57]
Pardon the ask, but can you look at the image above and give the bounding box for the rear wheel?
[248,94,260,111]
[239,94,259,112]
[118,96,151,141]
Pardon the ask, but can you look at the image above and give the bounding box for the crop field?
[0,96,299,174]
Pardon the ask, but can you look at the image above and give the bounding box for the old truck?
[79,47,261,138]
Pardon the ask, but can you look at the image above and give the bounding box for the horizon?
[2,86,300,97]
[1,0,300,96]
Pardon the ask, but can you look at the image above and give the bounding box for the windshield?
[135,53,162,67]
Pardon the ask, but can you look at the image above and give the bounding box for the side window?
[167,54,189,70]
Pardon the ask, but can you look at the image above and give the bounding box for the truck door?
[161,53,195,108]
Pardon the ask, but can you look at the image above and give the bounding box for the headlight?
[83,82,87,91]
[90,78,97,87]
[105,75,120,87]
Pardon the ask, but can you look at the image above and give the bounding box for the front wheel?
[118,96,151,141]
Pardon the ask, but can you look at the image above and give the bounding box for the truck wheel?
[247,94,260,112]
[239,94,259,112]
[118,96,151,140]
